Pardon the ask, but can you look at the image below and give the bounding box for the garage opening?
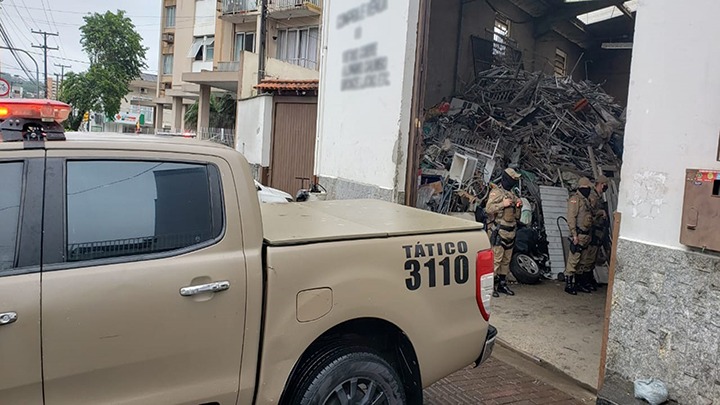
[412,0,635,390]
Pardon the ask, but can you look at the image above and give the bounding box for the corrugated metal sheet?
[270,102,318,194]
[540,186,570,278]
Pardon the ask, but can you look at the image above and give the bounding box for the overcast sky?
[0,0,161,80]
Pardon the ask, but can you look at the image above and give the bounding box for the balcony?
[182,51,319,98]
[268,0,322,19]
[221,0,259,23]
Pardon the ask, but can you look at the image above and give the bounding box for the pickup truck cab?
[0,100,497,405]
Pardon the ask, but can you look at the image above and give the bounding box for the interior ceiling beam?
[618,2,635,20]
[553,20,591,49]
[534,0,625,37]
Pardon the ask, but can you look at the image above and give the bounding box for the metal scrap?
[419,66,624,218]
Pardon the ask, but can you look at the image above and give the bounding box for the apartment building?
[154,0,322,134]
[107,74,164,133]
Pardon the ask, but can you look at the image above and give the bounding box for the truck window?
[65,160,223,262]
[0,162,24,274]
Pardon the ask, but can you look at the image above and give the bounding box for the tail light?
[476,250,494,321]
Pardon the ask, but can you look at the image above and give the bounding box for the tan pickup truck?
[0,100,496,405]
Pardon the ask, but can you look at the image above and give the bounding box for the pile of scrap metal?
[417,66,624,220]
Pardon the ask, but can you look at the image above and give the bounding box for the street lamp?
[0,45,41,96]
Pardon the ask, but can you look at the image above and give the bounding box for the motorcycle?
[510,222,551,284]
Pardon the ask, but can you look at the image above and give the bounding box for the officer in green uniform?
[565,177,594,295]
[485,168,522,297]
[580,175,609,291]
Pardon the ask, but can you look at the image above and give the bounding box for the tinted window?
[66,161,222,262]
[0,162,23,273]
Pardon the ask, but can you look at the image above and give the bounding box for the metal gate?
[269,100,318,195]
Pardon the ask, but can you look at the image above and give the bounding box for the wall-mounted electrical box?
[680,169,720,252]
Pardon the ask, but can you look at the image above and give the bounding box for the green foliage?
[60,72,98,131]
[61,10,148,119]
[80,10,147,82]
[185,93,237,129]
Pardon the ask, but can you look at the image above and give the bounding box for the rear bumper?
[474,325,497,367]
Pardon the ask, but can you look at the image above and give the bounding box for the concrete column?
[197,85,211,135]
[172,97,183,132]
[181,105,187,132]
[155,104,165,131]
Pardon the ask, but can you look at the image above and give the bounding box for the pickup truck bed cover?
[261,199,484,246]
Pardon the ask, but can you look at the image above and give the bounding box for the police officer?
[580,175,609,291]
[485,168,522,297]
[565,177,594,295]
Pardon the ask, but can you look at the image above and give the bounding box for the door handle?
[180,281,231,297]
[0,312,18,326]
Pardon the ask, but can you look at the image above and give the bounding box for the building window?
[0,162,24,273]
[276,27,319,70]
[234,32,256,61]
[162,54,173,75]
[554,48,567,76]
[165,6,176,28]
[65,161,223,262]
[189,36,215,62]
[493,16,510,56]
[128,105,155,125]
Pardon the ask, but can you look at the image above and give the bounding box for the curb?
[495,337,599,395]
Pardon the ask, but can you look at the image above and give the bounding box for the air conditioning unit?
[162,33,175,44]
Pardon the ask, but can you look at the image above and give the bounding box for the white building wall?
[236,95,274,166]
[315,0,420,199]
[617,0,720,249]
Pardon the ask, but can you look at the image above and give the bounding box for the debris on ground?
[634,378,669,405]
[418,66,624,223]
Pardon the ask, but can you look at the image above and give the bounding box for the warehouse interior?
[415,0,637,389]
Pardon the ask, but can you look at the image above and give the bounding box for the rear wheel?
[510,253,542,284]
[290,347,406,405]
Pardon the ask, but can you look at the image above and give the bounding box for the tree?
[60,71,99,130]
[80,10,147,81]
[185,94,237,130]
[60,10,147,120]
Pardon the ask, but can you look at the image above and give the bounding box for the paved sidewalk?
[424,356,585,405]
[490,281,606,388]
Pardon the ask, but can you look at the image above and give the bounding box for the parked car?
[0,99,497,405]
[255,180,294,203]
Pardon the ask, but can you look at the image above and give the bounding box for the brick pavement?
[424,357,584,405]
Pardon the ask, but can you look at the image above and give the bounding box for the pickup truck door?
[0,153,44,404]
[41,152,248,405]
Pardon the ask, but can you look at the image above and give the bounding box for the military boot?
[588,271,599,291]
[576,273,592,293]
[565,275,577,295]
[497,275,515,296]
[493,277,500,298]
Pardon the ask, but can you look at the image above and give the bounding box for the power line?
[4,3,35,47]
[5,4,186,19]
[13,0,42,29]
[32,29,59,97]
[28,51,89,65]
[0,23,37,84]
[40,0,69,60]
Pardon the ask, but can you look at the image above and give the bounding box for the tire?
[510,253,542,285]
[289,347,406,405]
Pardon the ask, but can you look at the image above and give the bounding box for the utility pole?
[257,0,267,85]
[53,73,60,99]
[31,29,59,98]
[54,63,71,83]
[54,63,71,99]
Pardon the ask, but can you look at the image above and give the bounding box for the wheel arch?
[278,317,423,405]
